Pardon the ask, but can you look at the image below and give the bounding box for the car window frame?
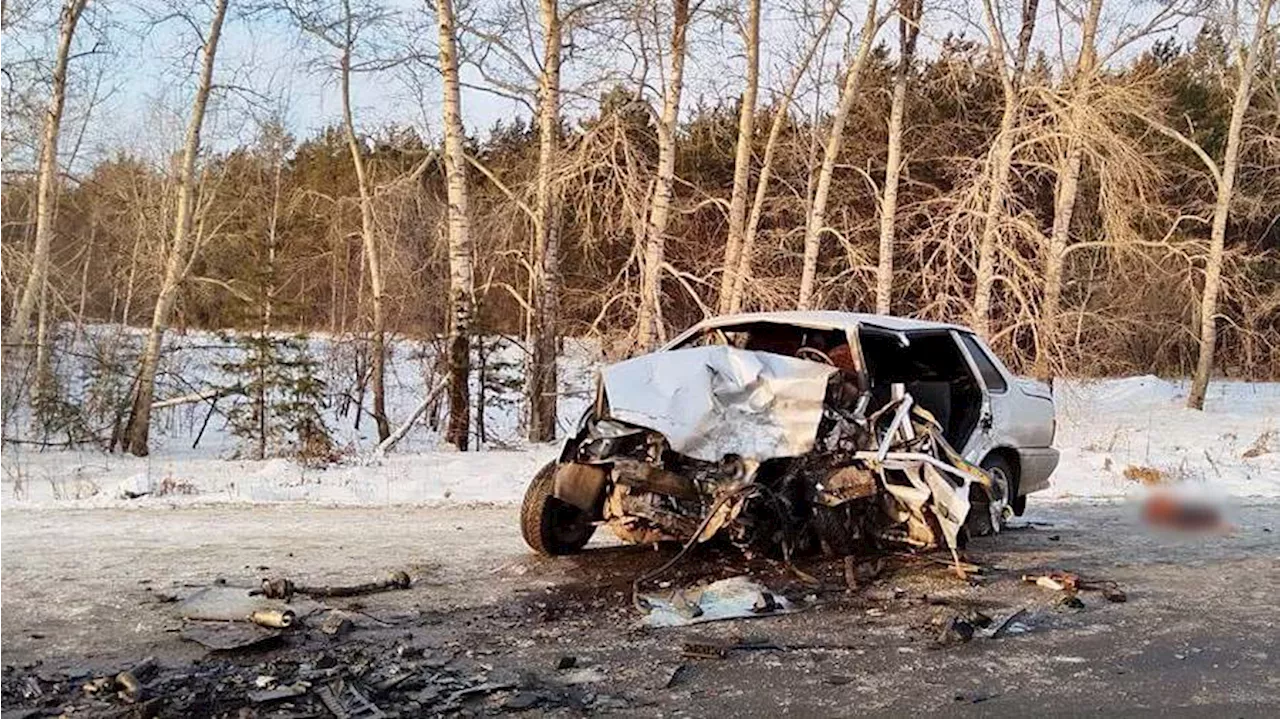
[957,332,1009,394]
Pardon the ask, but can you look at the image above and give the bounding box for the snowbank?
[1048,376,1280,500]
[3,373,1278,509]
[0,446,559,507]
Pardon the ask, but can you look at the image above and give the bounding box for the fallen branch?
[151,389,225,411]
[377,378,448,454]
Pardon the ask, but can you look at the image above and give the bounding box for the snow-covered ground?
[0,326,592,507]
[2,327,1277,508]
[1050,376,1279,500]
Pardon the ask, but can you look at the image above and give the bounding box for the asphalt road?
[2,500,1278,716]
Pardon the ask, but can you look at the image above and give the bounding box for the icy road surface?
[3,501,1278,715]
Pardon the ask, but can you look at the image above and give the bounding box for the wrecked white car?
[521,311,1058,560]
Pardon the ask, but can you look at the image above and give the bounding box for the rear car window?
[961,334,1008,392]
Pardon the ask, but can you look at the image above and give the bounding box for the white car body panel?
[662,311,1060,497]
[602,345,838,463]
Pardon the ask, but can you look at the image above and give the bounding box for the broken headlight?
[577,419,649,462]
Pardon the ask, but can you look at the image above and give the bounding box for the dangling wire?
[631,484,759,611]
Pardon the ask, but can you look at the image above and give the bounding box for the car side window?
[961,334,1008,393]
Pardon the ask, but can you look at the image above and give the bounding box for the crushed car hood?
[601,346,839,463]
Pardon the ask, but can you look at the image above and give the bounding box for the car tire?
[968,455,1015,536]
[1011,490,1027,516]
[521,462,596,556]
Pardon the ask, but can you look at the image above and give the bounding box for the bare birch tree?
[636,0,692,349]
[716,0,760,314]
[874,0,922,314]
[725,0,840,313]
[796,0,880,310]
[527,0,565,442]
[434,0,477,448]
[125,0,229,456]
[341,1,391,442]
[1035,0,1101,377]
[1031,0,1196,376]
[10,0,89,349]
[453,0,601,441]
[281,0,394,442]
[1185,0,1275,408]
[971,0,1039,337]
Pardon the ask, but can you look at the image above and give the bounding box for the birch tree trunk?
[636,0,691,349]
[338,1,390,442]
[797,1,879,310]
[75,220,95,341]
[11,0,88,349]
[1037,0,1101,379]
[34,278,51,417]
[255,128,285,460]
[727,0,838,314]
[526,0,562,442]
[1187,0,1274,409]
[436,0,476,448]
[875,0,921,315]
[125,0,229,456]
[716,0,760,314]
[971,0,1037,338]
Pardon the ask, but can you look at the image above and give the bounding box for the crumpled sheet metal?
[861,405,1000,553]
[640,576,798,628]
[878,460,971,551]
[602,346,837,463]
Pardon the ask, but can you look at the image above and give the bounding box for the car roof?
[683,310,970,335]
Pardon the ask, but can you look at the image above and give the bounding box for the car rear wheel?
[968,455,1015,536]
[521,462,596,555]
